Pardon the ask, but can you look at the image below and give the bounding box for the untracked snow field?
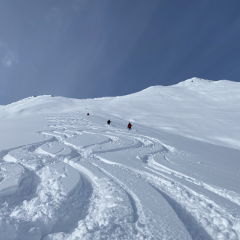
[0,78,240,240]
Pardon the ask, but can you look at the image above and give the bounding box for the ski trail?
[41,117,191,239]
[1,112,237,240]
[95,165,148,237]
[145,152,240,207]
[94,152,240,240]
[93,157,192,239]
[60,159,143,239]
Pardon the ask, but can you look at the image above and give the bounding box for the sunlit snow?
[0,78,240,240]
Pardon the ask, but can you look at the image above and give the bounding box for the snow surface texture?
[0,78,240,240]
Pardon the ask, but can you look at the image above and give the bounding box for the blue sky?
[0,0,240,104]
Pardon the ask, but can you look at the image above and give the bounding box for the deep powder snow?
[0,78,240,240]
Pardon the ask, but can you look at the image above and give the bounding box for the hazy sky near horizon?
[0,0,240,104]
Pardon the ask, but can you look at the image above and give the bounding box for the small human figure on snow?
[128,122,132,130]
[107,120,111,125]
[87,113,89,116]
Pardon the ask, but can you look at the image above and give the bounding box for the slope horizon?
[1,77,240,151]
[1,77,238,106]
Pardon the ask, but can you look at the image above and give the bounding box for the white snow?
[0,163,26,197]
[39,162,81,197]
[0,78,240,240]
[35,142,72,157]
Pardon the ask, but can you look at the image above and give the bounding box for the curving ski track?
[0,112,240,240]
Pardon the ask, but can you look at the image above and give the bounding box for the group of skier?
[87,113,132,130]
[107,119,132,130]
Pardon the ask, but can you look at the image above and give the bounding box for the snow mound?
[3,154,18,163]
[92,135,137,153]
[40,162,81,197]
[36,142,72,157]
[177,77,239,88]
[0,162,26,197]
[65,133,110,149]
[177,77,214,86]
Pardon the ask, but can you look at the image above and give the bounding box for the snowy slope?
[2,77,240,149]
[0,78,240,240]
[91,77,240,150]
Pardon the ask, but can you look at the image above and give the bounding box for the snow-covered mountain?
[2,77,240,149]
[0,78,240,240]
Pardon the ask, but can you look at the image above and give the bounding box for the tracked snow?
[0,78,240,240]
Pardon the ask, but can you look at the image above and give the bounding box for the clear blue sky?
[0,0,240,104]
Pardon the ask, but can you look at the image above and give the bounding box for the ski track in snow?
[0,112,240,240]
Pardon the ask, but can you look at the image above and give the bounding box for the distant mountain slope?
[1,78,240,149]
[92,77,240,150]
[0,95,81,118]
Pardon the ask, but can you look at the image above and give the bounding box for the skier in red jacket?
[128,122,132,130]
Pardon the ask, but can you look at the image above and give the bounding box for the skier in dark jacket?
[107,120,111,125]
[128,122,132,130]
